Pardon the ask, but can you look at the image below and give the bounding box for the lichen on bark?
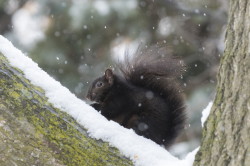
[0,53,133,166]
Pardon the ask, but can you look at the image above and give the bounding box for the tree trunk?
[194,0,250,166]
[0,54,132,165]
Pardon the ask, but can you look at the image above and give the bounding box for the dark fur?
[86,45,186,148]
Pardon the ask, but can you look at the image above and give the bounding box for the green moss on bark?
[0,54,133,166]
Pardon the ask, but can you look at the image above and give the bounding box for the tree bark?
[194,0,250,166]
[0,54,132,165]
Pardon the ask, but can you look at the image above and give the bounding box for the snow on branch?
[0,35,198,166]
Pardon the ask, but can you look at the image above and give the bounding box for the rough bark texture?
[194,0,250,166]
[0,54,133,166]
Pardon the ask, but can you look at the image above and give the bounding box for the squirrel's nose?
[86,93,91,100]
[86,93,96,101]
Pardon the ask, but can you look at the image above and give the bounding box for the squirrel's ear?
[105,69,114,84]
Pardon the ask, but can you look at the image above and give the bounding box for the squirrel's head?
[86,68,114,103]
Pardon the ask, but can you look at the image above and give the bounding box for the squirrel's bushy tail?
[119,45,186,146]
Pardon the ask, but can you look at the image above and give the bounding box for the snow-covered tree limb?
[0,53,132,165]
[0,35,197,166]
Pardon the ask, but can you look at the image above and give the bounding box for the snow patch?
[0,35,198,166]
[201,102,213,127]
[183,147,200,165]
[93,0,110,15]
[158,17,175,36]
[12,1,48,49]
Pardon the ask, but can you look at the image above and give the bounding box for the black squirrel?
[86,45,186,148]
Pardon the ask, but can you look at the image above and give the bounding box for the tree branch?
[0,53,132,165]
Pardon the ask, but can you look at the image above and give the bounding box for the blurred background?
[0,0,228,158]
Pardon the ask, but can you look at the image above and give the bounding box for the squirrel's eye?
[96,81,103,88]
